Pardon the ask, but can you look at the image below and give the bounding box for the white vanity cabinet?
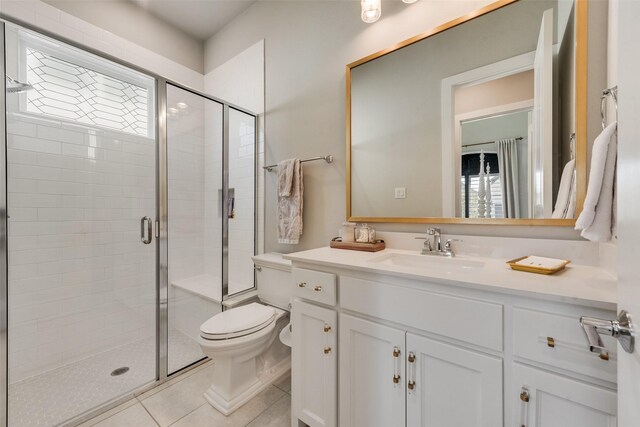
[287,249,618,427]
[291,300,337,427]
[512,364,617,427]
[338,313,503,427]
[406,333,502,427]
[339,314,406,427]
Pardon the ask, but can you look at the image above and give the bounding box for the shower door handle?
[141,216,152,244]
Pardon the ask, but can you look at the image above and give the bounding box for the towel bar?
[263,155,333,172]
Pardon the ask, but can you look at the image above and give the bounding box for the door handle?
[141,216,152,244]
[580,310,634,355]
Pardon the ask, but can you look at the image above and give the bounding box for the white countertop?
[284,247,617,310]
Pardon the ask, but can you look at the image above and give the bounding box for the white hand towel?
[552,159,575,219]
[566,173,577,219]
[580,136,617,242]
[576,122,617,230]
[277,159,304,244]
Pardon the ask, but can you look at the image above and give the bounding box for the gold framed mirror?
[346,0,587,225]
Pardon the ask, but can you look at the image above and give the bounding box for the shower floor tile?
[9,331,204,427]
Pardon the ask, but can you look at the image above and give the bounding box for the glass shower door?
[4,24,158,426]
[166,84,223,374]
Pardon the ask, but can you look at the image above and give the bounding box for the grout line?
[241,386,283,427]
[139,399,161,427]
[166,402,208,426]
[245,392,292,427]
[272,381,291,395]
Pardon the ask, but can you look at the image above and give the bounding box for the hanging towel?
[552,159,575,219]
[277,159,304,244]
[575,122,617,241]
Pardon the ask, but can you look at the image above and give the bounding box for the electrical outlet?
[394,187,406,199]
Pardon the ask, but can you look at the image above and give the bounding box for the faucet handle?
[443,239,462,256]
[415,236,432,252]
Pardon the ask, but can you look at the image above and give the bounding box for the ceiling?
[130,0,257,41]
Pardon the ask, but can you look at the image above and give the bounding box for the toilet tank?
[252,253,292,310]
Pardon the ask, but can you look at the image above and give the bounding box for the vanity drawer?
[292,267,337,306]
[340,276,503,351]
[513,307,617,383]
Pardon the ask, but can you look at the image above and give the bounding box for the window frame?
[16,30,156,138]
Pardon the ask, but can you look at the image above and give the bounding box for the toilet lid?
[200,303,276,340]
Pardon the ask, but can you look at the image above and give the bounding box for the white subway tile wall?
[7,112,157,382]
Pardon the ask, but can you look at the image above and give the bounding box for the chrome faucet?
[427,228,442,252]
[416,228,455,257]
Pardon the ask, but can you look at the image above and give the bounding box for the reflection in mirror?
[349,0,584,222]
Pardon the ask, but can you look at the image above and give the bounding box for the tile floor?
[78,361,292,427]
[9,330,204,427]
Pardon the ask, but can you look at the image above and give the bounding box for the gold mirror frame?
[346,0,587,226]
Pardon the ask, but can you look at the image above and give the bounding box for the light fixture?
[361,0,381,23]
[402,0,418,3]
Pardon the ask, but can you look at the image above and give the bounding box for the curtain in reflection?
[496,138,520,218]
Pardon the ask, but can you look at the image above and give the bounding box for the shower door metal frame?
[0,20,8,427]
[0,15,259,427]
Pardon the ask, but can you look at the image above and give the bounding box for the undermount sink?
[369,252,485,273]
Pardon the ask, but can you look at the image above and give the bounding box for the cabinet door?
[406,333,502,427]
[291,300,337,427]
[513,364,617,427]
[339,314,405,427]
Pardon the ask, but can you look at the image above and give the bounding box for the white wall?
[41,0,204,73]
[455,71,534,115]
[1,0,204,89]
[204,0,602,252]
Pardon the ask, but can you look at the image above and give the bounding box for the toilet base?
[203,358,290,416]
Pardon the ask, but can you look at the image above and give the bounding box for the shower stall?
[0,19,258,427]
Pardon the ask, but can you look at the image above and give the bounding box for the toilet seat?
[200,303,276,340]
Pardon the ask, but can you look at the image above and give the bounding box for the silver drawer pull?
[314,285,322,292]
[298,282,306,288]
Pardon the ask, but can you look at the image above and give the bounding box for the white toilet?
[198,253,292,415]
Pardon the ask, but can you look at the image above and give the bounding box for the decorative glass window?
[24,47,152,137]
